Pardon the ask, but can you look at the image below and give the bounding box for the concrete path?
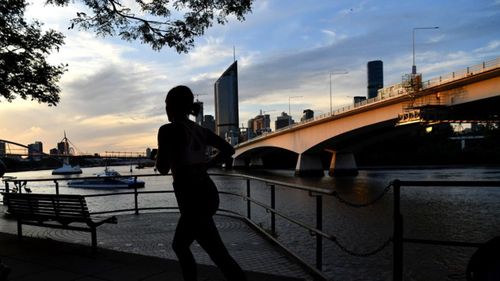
[0,209,314,281]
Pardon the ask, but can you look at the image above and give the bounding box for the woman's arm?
[206,129,235,166]
[155,125,171,175]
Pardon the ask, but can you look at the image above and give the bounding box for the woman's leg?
[172,215,197,281]
[195,216,247,281]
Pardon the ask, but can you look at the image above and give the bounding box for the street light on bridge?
[330,71,348,114]
[288,95,303,126]
[412,26,439,74]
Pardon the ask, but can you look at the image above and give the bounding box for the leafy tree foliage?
[48,0,253,52]
[0,0,66,106]
[1,0,252,106]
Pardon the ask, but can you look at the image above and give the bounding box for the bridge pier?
[232,158,246,168]
[295,154,324,177]
[249,157,264,167]
[329,151,358,177]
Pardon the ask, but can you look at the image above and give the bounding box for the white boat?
[67,168,145,189]
[52,163,82,175]
[52,132,82,175]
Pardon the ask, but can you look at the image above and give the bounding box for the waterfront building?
[202,115,216,132]
[28,141,43,161]
[354,96,367,104]
[300,109,314,122]
[57,141,68,155]
[49,148,58,155]
[367,60,384,99]
[146,148,152,159]
[194,100,203,125]
[246,112,271,139]
[247,118,256,140]
[275,112,294,130]
[214,61,239,145]
[0,141,5,156]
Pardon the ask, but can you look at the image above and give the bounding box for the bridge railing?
[237,56,500,146]
[422,57,500,89]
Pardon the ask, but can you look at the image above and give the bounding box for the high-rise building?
[194,100,204,125]
[367,60,383,99]
[57,141,68,155]
[301,109,314,122]
[246,111,272,139]
[247,118,256,140]
[275,112,294,130]
[0,141,5,156]
[214,61,239,145]
[202,115,216,132]
[28,141,43,160]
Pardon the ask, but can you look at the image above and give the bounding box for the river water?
[3,166,500,281]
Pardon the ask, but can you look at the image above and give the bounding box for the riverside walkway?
[0,206,312,281]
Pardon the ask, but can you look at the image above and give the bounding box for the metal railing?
[3,174,500,280]
[392,180,500,281]
[2,173,334,280]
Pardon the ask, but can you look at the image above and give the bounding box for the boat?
[52,132,82,175]
[67,168,145,189]
[52,163,82,175]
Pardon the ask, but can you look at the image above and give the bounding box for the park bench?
[2,192,117,252]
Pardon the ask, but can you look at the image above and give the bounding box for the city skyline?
[1,0,499,154]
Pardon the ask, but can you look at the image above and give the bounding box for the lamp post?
[329,71,348,114]
[412,26,439,74]
[288,95,302,126]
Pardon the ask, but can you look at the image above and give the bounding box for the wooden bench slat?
[1,192,117,252]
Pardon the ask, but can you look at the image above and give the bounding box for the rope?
[332,237,393,257]
[331,183,393,208]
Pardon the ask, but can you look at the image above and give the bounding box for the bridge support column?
[329,151,358,177]
[232,158,246,168]
[295,154,324,177]
[249,157,264,167]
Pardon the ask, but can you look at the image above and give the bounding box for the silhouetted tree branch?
[47,0,253,52]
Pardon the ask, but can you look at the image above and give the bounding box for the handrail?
[1,172,333,281]
[2,172,334,195]
[4,174,498,280]
[391,179,500,281]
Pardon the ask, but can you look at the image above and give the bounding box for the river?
[3,166,500,281]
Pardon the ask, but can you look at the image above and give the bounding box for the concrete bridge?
[233,58,500,176]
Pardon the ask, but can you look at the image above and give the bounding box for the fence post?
[54,180,59,195]
[134,177,139,215]
[246,179,251,219]
[270,184,276,236]
[316,195,323,271]
[393,180,403,281]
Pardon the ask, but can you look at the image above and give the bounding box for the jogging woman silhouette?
[155,85,247,281]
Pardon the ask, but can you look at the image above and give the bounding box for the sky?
[1,0,500,155]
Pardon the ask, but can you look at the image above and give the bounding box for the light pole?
[329,71,348,114]
[288,95,302,126]
[412,26,439,74]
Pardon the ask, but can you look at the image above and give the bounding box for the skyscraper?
[214,61,239,145]
[28,141,43,160]
[0,141,5,156]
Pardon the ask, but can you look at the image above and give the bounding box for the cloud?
[185,37,234,69]
[474,40,500,54]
